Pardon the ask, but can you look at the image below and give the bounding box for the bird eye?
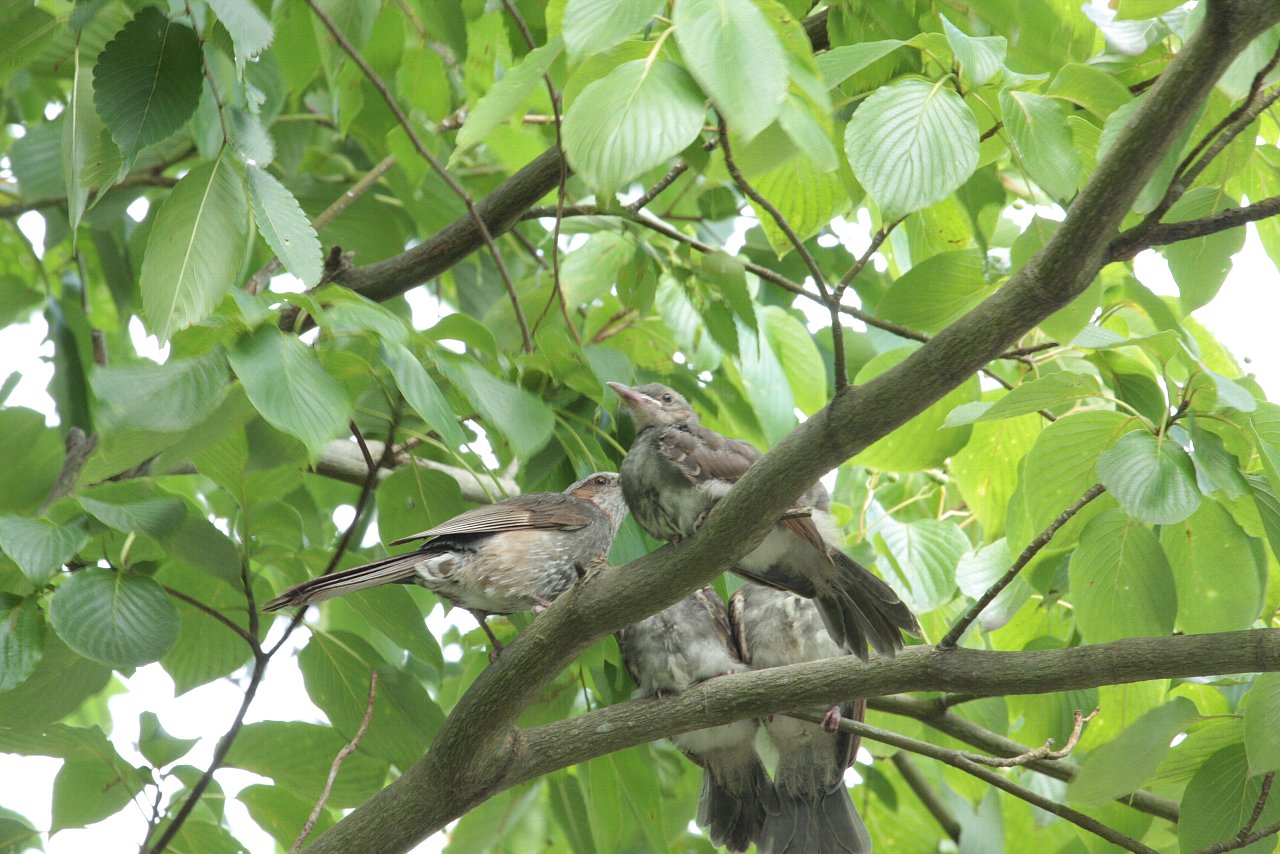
[594,475,608,485]
[661,393,673,403]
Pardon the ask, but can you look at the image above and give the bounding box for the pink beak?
[607,382,652,408]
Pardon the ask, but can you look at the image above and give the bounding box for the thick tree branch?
[1109,194,1280,260]
[302,7,1280,852]
[310,438,517,503]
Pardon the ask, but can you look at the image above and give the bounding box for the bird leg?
[820,704,843,733]
[529,595,553,614]
[469,610,505,662]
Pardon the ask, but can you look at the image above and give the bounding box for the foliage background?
[2,0,1280,852]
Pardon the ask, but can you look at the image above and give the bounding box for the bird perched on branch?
[618,587,777,852]
[608,381,918,660]
[264,472,627,656]
[732,583,871,854]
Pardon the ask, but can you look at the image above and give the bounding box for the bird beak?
[607,382,653,409]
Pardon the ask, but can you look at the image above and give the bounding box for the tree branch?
[1109,194,1280,261]
[301,7,1280,852]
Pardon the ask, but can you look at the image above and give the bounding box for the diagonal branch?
[1109,194,1280,261]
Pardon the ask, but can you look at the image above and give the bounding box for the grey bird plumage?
[617,588,777,852]
[609,381,918,660]
[264,472,627,652]
[732,583,872,854]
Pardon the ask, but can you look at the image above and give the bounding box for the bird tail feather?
[759,785,871,854]
[698,751,778,853]
[815,551,920,660]
[262,553,426,611]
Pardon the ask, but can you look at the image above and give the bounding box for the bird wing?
[659,425,760,485]
[727,588,751,666]
[615,625,644,691]
[390,493,598,545]
[691,586,737,656]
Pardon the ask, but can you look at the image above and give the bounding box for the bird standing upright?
[264,472,627,656]
[618,587,777,852]
[608,381,918,660]
[732,583,871,854]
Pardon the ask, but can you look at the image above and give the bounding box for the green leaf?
[562,60,705,197]
[1180,744,1280,854]
[1188,424,1248,499]
[0,807,38,853]
[223,721,388,807]
[673,0,786,140]
[946,371,1102,427]
[548,773,600,854]
[1068,697,1199,806]
[999,90,1080,202]
[382,342,468,450]
[246,165,323,287]
[845,77,978,219]
[62,47,102,233]
[206,0,274,68]
[748,152,848,257]
[951,412,1041,541]
[139,154,250,342]
[0,517,88,586]
[563,0,662,61]
[816,40,906,87]
[1069,509,1176,644]
[0,594,45,691]
[239,784,336,847]
[1160,500,1262,634]
[1096,431,1200,525]
[0,635,111,727]
[452,37,565,165]
[1244,672,1280,775]
[877,249,989,335]
[49,569,180,669]
[139,710,198,767]
[1046,63,1132,119]
[0,3,57,88]
[853,347,979,472]
[941,16,1006,88]
[51,756,146,832]
[1159,187,1246,313]
[443,362,555,460]
[228,326,352,457]
[92,7,202,167]
[299,631,443,771]
[954,539,1027,630]
[776,95,838,173]
[761,306,826,415]
[78,491,186,539]
[873,517,968,613]
[562,232,637,305]
[91,353,229,433]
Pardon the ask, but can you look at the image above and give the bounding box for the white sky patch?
[128,316,170,364]
[126,197,150,222]
[17,211,45,256]
[332,503,356,531]
[269,271,307,294]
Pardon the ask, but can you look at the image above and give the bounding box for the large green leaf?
[999,90,1081,202]
[0,517,88,586]
[452,37,565,165]
[238,784,337,848]
[51,755,146,832]
[945,371,1102,428]
[1069,509,1176,644]
[0,635,111,727]
[0,594,45,691]
[443,361,555,460]
[941,16,1006,88]
[954,539,1028,631]
[673,0,786,141]
[1160,500,1262,634]
[138,710,198,768]
[1095,430,1200,525]
[246,165,323,287]
[1179,744,1280,854]
[563,0,662,61]
[1244,672,1280,775]
[223,721,388,807]
[61,47,102,233]
[845,77,979,219]
[816,40,907,87]
[227,326,352,457]
[562,60,705,197]
[1159,187,1246,313]
[92,7,202,167]
[1068,697,1198,806]
[876,249,989,334]
[872,517,968,613]
[1046,63,1132,119]
[206,0,274,68]
[951,411,1040,541]
[382,342,468,450]
[91,353,229,433]
[749,154,848,257]
[48,568,180,668]
[139,154,250,342]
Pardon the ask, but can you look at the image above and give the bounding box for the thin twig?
[890,752,962,841]
[246,155,397,294]
[1186,771,1280,854]
[38,428,98,514]
[305,0,533,351]
[964,707,1098,766]
[1110,193,1280,260]
[792,712,1158,854]
[290,671,379,854]
[940,483,1106,647]
[161,585,258,649]
[837,220,899,291]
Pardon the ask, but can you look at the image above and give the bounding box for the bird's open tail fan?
[697,749,779,853]
[759,785,871,854]
[262,553,426,611]
[815,551,919,660]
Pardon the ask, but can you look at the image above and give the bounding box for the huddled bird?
[732,583,871,854]
[264,471,627,656]
[618,587,778,852]
[609,381,919,660]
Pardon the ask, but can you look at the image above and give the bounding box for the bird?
[608,381,919,660]
[731,583,871,854]
[263,472,628,656]
[617,587,778,852]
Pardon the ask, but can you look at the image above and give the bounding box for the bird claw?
[691,509,709,534]
[820,705,842,733]
[530,595,552,614]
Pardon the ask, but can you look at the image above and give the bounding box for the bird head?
[607,382,697,432]
[566,471,628,529]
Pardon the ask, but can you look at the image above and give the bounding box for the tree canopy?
[2,0,1280,852]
